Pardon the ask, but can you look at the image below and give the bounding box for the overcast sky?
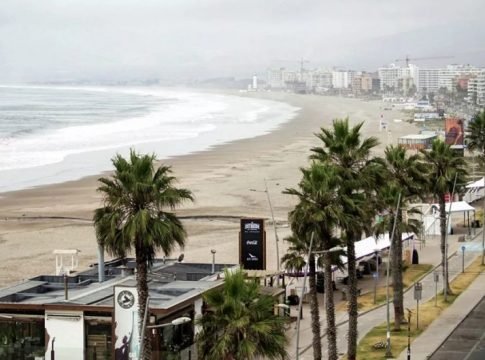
[1,0,485,82]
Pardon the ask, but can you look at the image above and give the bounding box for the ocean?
[0,85,299,193]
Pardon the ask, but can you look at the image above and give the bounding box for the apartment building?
[416,68,440,93]
[468,71,485,105]
[332,70,353,89]
[378,65,413,92]
[438,64,483,92]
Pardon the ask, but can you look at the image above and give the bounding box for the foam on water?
[0,86,299,192]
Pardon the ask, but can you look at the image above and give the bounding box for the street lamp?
[211,249,217,274]
[249,179,280,273]
[147,316,192,329]
[385,193,402,358]
[274,303,290,317]
[295,237,344,360]
[373,248,380,305]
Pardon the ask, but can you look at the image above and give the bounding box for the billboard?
[445,117,464,145]
[114,286,140,360]
[240,218,266,270]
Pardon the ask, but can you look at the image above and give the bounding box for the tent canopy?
[338,232,414,266]
[431,201,475,213]
[466,177,485,189]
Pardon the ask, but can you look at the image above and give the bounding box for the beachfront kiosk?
[0,258,234,359]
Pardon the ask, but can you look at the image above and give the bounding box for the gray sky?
[1,0,484,82]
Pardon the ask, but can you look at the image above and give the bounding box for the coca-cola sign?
[240,218,266,270]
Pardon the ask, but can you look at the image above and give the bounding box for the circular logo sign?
[117,290,135,309]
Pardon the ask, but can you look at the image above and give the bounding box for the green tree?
[420,140,467,301]
[310,118,381,360]
[377,145,428,329]
[467,110,485,164]
[93,150,193,359]
[196,269,288,360]
[283,163,346,360]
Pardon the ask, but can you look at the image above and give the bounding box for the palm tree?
[283,163,346,360]
[420,139,467,301]
[467,110,485,163]
[377,145,428,329]
[196,269,288,360]
[310,118,381,360]
[93,150,193,359]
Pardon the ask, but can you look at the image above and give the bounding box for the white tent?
[425,201,475,236]
[337,232,414,266]
[466,177,485,189]
[430,201,475,214]
[465,177,485,203]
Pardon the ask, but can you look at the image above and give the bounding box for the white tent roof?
[466,177,485,189]
[431,201,475,213]
[338,232,414,266]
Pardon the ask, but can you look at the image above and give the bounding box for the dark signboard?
[240,218,266,270]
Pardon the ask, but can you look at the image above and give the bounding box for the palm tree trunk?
[308,253,322,360]
[392,213,404,330]
[346,237,358,360]
[439,197,452,299]
[323,252,337,360]
[135,243,151,360]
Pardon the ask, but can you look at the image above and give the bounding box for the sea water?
[0,85,299,192]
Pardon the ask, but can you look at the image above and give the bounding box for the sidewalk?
[285,230,483,359]
[397,272,485,360]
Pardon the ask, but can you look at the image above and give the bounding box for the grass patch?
[336,264,433,312]
[356,257,485,359]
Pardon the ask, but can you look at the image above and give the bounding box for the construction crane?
[394,55,454,67]
[273,58,310,73]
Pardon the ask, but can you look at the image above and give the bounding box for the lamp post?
[385,193,401,358]
[211,249,216,274]
[482,193,485,265]
[147,317,193,359]
[295,234,343,360]
[373,248,379,305]
[406,308,412,360]
[147,316,192,329]
[274,303,291,317]
[249,179,280,273]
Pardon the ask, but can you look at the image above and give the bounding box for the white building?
[252,75,258,90]
[438,64,483,92]
[378,64,413,92]
[267,68,285,89]
[332,70,353,89]
[468,71,485,106]
[416,68,440,93]
[308,69,333,92]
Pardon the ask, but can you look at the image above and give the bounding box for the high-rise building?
[267,68,284,89]
[438,64,483,92]
[468,71,485,106]
[332,70,353,89]
[416,68,440,93]
[378,64,413,92]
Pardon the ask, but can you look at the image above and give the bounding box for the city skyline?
[1,0,485,82]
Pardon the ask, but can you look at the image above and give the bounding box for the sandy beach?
[0,92,419,286]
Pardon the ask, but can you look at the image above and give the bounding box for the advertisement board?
[240,218,266,270]
[114,286,140,360]
[445,117,464,145]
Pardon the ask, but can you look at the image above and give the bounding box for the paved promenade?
[402,274,485,360]
[285,229,484,360]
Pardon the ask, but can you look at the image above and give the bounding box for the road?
[429,295,485,360]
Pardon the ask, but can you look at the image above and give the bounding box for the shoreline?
[0,91,419,286]
[0,86,298,193]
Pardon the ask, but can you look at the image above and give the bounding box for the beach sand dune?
[0,93,417,286]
